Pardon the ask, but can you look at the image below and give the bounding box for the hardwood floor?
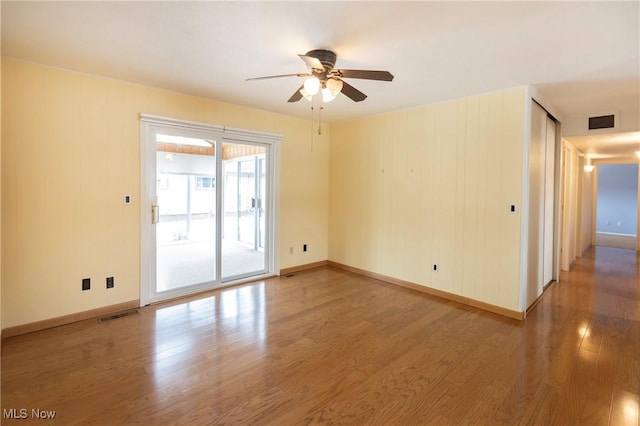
[2,246,639,425]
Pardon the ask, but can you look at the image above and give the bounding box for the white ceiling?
[565,131,640,161]
[2,1,639,157]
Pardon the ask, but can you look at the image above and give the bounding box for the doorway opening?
[594,163,638,250]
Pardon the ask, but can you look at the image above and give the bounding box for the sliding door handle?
[151,205,160,224]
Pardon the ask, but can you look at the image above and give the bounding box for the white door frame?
[139,114,281,306]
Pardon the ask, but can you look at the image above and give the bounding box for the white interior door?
[542,116,556,286]
[527,102,557,309]
[527,102,546,308]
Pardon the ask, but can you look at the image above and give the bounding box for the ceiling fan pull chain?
[310,105,315,152]
[318,105,323,136]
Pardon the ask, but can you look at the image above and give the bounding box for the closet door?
[526,102,547,308]
[542,116,556,286]
[527,102,557,309]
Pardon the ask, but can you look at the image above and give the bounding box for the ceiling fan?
[247,49,394,103]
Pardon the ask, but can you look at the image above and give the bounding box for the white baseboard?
[595,232,637,250]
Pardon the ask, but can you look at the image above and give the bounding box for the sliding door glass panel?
[221,143,266,279]
[156,134,217,292]
[238,159,256,246]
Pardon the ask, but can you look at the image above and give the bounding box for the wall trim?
[595,232,637,250]
[328,261,524,321]
[280,261,328,276]
[1,300,140,339]
[525,283,549,315]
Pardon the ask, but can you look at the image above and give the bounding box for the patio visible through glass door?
[141,115,278,306]
[222,144,266,279]
[156,134,217,292]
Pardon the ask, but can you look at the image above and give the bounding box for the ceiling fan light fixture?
[248,49,392,104]
[299,87,314,102]
[322,87,337,103]
[303,76,320,96]
[326,78,343,96]
[300,89,313,102]
[321,78,343,102]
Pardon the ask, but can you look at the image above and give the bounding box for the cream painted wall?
[561,141,581,270]
[329,88,526,312]
[0,23,3,339]
[575,147,594,257]
[1,58,328,328]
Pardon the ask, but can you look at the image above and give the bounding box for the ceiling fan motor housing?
[306,49,337,72]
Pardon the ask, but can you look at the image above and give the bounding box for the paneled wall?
[1,59,329,328]
[329,88,526,313]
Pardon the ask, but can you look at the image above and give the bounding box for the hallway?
[519,245,639,424]
[1,246,639,425]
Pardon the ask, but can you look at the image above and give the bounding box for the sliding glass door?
[140,116,279,305]
[155,134,217,292]
[222,151,266,279]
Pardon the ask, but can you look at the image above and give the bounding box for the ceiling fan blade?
[337,69,394,81]
[341,80,367,102]
[287,85,304,103]
[298,54,324,72]
[246,73,310,81]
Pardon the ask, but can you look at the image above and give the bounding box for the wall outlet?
[82,278,91,291]
[106,276,114,289]
[303,244,307,252]
[433,264,439,272]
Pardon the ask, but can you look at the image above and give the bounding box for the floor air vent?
[285,274,296,278]
[98,309,139,323]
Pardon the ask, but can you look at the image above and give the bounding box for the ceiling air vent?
[588,114,615,130]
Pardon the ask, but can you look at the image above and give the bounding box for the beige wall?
[576,148,594,257]
[1,58,329,328]
[329,88,526,313]
[561,141,581,270]
[1,18,3,339]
